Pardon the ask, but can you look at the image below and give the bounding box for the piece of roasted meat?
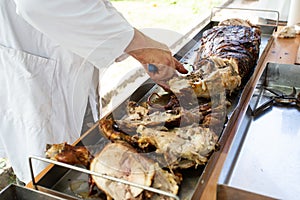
[45,142,92,167]
[113,100,203,134]
[170,56,241,98]
[197,19,261,81]
[99,116,219,169]
[169,18,261,99]
[46,142,181,200]
[136,123,219,168]
[90,142,180,200]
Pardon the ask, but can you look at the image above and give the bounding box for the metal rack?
[29,156,180,200]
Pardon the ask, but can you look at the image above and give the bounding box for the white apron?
[0,0,133,183]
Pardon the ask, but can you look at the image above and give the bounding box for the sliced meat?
[136,123,219,168]
[90,142,180,200]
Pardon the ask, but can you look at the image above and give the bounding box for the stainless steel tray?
[29,19,277,200]
[217,63,300,200]
[0,184,66,200]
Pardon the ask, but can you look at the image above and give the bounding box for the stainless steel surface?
[32,20,276,200]
[218,63,300,200]
[0,184,65,200]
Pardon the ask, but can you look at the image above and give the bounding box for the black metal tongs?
[252,87,300,117]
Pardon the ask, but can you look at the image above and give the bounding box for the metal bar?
[29,156,38,190]
[211,7,280,30]
[252,97,274,117]
[264,87,284,97]
[28,156,180,200]
[295,44,300,65]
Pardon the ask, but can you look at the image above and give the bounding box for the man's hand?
[125,28,188,90]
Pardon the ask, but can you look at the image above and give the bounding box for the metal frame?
[211,7,280,30]
[29,156,180,200]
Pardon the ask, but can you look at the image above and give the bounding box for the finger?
[151,64,176,81]
[173,59,188,74]
[156,80,171,92]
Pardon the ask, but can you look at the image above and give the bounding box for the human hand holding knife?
[125,28,188,90]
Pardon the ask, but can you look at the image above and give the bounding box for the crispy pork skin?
[46,142,91,167]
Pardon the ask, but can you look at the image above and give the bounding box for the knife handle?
[148,64,158,73]
[252,98,274,117]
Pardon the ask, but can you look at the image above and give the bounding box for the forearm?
[125,28,170,64]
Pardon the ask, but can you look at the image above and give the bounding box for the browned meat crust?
[196,24,261,82]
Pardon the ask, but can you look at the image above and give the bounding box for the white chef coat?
[0,0,134,183]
